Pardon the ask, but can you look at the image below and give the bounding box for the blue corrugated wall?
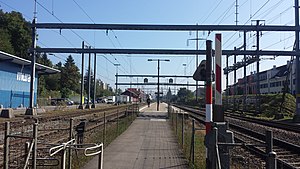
[0,62,37,108]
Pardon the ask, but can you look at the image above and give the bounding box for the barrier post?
[68,118,73,169]
[32,121,38,169]
[98,144,104,169]
[176,110,178,134]
[103,112,106,146]
[4,122,10,169]
[266,130,277,169]
[181,111,184,146]
[117,110,119,134]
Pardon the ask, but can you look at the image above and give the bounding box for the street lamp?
[182,63,188,90]
[148,59,170,111]
[114,63,121,104]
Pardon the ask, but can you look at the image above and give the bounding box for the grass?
[170,112,206,169]
[225,93,295,119]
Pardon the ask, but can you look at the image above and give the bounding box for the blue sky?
[0,0,296,94]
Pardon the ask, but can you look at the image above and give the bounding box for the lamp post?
[148,59,170,111]
[182,63,188,90]
[114,63,120,104]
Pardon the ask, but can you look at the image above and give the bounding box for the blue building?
[0,51,59,108]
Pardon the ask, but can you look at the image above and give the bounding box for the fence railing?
[168,104,277,169]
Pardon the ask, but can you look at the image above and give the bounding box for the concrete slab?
[0,108,15,118]
[82,102,189,169]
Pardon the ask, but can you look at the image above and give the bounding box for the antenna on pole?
[33,0,37,20]
[235,0,239,25]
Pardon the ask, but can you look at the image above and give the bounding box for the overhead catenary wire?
[35,0,93,47]
[36,0,126,85]
[71,0,135,76]
[38,41,115,82]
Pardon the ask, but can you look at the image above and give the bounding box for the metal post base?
[25,108,37,116]
[91,104,96,108]
[78,105,85,109]
[293,114,300,122]
[85,104,91,109]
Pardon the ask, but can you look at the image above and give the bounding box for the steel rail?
[172,104,300,169]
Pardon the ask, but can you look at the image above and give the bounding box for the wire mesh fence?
[168,106,206,169]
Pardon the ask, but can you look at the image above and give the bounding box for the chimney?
[273,65,276,69]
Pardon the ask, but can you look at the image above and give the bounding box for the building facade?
[0,51,59,108]
[228,60,296,96]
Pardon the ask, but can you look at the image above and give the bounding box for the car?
[96,98,107,103]
[51,98,74,106]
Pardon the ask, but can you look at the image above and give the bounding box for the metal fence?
[2,103,140,169]
[168,105,277,169]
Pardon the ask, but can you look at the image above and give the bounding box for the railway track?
[0,104,140,168]
[172,104,300,169]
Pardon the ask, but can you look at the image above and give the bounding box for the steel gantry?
[27,8,300,120]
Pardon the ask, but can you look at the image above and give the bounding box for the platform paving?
[82,102,189,169]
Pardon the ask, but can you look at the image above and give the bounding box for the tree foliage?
[177,88,194,102]
[0,10,31,59]
[60,55,81,97]
[0,10,115,100]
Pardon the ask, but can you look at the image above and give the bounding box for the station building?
[0,51,59,108]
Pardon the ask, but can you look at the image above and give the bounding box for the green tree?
[0,10,31,59]
[0,28,14,54]
[177,88,194,102]
[60,55,80,97]
[37,53,53,67]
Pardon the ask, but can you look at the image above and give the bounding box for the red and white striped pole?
[205,40,213,134]
[215,33,224,122]
[205,40,213,168]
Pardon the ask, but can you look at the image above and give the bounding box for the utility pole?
[255,20,263,115]
[226,55,229,109]
[79,41,85,109]
[26,0,38,115]
[114,63,120,104]
[85,48,92,109]
[243,31,247,113]
[235,0,239,25]
[294,0,300,121]
[26,17,37,115]
[158,60,160,111]
[92,53,97,108]
[196,28,199,102]
[233,47,237,112]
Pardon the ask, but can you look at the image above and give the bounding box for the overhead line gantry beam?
[116,74,193,78]
[32,23,298,32]
[31,48,298,56]
[116,83,203,86]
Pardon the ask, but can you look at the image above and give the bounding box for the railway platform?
[82,102,189,169]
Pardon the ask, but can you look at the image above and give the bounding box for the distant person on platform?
[147,98,151,107]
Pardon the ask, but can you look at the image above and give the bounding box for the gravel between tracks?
[226,117,300,146]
